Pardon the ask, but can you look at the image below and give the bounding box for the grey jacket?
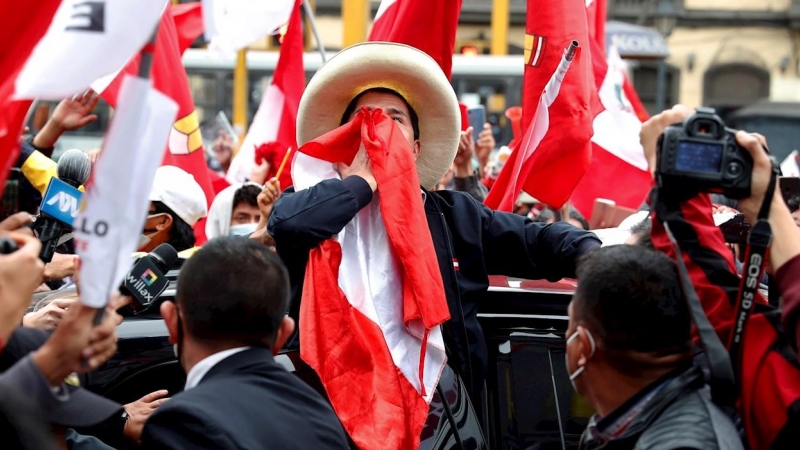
[580,366,743,450]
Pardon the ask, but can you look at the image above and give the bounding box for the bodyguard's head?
[566,246,691,402]
[162,237,294,368]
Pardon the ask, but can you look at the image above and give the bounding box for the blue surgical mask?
[229,223,258,236]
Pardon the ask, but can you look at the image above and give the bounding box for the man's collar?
[184,347,251,390]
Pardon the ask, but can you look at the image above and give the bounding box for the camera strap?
[729,171,778,371]
[664,222,738,407]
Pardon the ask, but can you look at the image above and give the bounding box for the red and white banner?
[296,109,449,450]
[369,0,462,79]
[226,0,303,189]
[76,75,178,308]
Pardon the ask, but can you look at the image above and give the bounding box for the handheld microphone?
[35,150,91,263]
[119,243,178,312]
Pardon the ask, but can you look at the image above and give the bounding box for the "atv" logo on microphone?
[46,192,79,216]
[39,178,84,226]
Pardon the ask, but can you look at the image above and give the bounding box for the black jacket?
[580,366,743,450]
[268,176,600,398]
[141,348,349,449]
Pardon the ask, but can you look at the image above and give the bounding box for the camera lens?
[727,161,743,177]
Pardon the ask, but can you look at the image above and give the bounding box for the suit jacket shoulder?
[142,348,349,450]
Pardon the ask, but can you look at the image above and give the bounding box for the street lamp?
[653,0,678,38]
[652,0,677,112]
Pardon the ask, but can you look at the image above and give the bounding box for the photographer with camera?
[642,105,800,449]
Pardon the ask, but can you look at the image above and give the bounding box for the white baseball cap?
[149,166,208,226]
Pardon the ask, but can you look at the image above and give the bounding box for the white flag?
[14,0,167,100]
[74,75,178,308]
[781,150,800,177]
[202,0,294,56]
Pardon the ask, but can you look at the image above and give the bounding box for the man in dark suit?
[141,237,349,449]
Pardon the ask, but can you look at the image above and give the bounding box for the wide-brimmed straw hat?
[297,42,460,189]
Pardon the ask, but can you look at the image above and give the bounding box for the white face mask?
[565,327,596,392]
[229,223,258,236]
[138,233,152,248]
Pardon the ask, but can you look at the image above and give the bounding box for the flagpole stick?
[303,0,327,63]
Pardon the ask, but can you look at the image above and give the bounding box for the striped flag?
[296,108,449,450]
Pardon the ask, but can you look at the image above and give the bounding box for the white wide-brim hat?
[297,42,460,189]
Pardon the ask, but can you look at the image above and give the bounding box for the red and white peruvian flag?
[484,45,579,212]
[296,108,450,450]
[484,0,600,211]
[369,0,462,79]
[226,0,303,188]
[571,44,652,216]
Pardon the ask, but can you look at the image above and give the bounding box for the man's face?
[348,91,421,158]
[231,202,260,226]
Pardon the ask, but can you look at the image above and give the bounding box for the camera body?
[657,107,753,199]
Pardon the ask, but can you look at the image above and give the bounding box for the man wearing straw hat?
[269,42,600,445]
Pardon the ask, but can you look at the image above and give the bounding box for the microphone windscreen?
[56,150,91,188]
[150,243,179,270]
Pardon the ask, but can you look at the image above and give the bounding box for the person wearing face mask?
[567,245,742,450]
[205,183,262,239]
[140,166,208,256]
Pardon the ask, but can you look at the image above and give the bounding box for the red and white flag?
[296,109,450,450]
[226,0,304,189]
[76,75,178,308]
[0,0,165,189]
[571,44,652,216]
[484,0,600,211]
[93,4,215,244]
[369,0,462,79]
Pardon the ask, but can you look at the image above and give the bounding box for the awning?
[606,20,669,59]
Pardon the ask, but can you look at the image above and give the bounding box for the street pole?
[490,0,509,55]
[655,59,666,112]
[342,0,369,48]
[233,49,248,137]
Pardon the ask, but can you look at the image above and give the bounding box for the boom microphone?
[120,243,178,312]
[35,150,91,263]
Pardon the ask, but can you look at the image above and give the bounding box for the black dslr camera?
[656,107,753,199]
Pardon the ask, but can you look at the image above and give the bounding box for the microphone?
[35,150,91,263]
[119,243,178,312]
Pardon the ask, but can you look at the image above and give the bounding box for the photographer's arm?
[734,132,800,354]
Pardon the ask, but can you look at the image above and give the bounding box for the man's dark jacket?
[268,176,600,398]
[580,366,743,450]
[141,348,349,449]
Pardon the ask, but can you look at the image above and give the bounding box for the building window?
[631,62,681,117]
[703,63,770,120]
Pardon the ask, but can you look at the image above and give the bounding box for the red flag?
[226,0,303,189]
[369,0,462,79]
[296,109,449,450]
[485,0,600,210]
[171,2,205,53]
[0,0,61,190]
[98,4,214,245]
[586,0,607,52]
[569,2,651,218]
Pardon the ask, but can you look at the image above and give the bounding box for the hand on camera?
[639,104,693,179]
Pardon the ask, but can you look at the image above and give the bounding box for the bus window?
[188,72,218,125]
[451,77,514,147]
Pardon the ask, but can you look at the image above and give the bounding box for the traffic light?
[460,45,480,56]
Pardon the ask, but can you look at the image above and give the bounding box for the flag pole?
[303,0,327,63]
